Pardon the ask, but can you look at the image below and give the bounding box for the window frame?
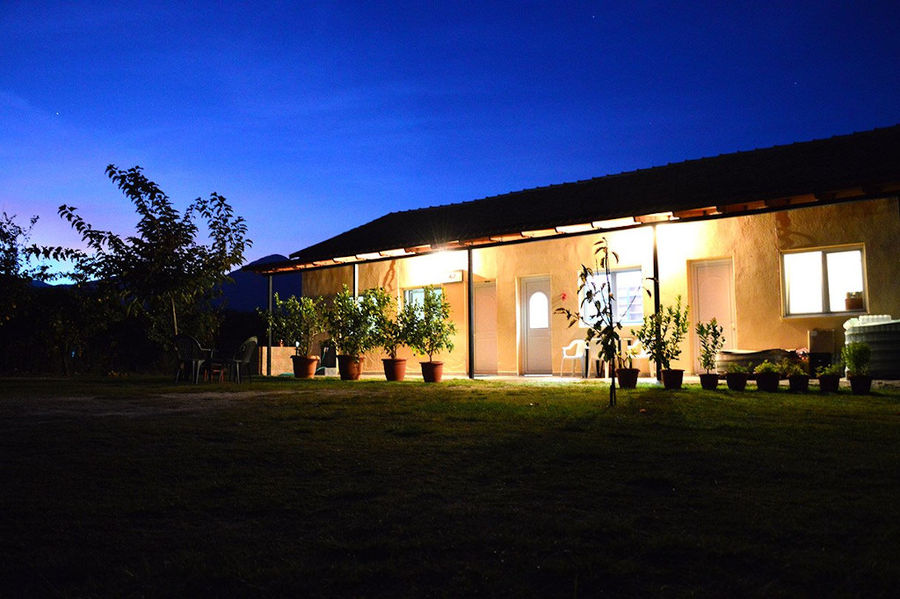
[577,267,644,329]
[781,244,867,317]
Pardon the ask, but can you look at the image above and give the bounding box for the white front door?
[522,277,552,374]
[690,259,736,373]
[474,282,498,374]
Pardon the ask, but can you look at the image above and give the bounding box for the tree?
[555,238,638,407]
[1,212,46,326]
[34,165,251,347]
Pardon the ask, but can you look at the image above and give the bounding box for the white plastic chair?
[560,339,586,377]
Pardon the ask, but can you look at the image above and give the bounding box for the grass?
[1,376,898,596]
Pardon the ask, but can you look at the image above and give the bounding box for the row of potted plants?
[259,285,455,382]
[699,342,873,394]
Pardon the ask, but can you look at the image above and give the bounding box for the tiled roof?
[264,124,900,271]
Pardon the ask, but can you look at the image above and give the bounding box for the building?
[250,125,900,378]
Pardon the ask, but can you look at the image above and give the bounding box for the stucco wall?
[293,197,898,376]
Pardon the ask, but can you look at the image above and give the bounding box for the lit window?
[404,287,442,308]
[782,247,865,315]
[579,269,644,327]
[528,291,549,329]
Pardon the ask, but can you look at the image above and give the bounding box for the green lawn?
[1,377,898,597]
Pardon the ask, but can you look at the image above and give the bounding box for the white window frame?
[781,245,867,316]
[578,268,644,328]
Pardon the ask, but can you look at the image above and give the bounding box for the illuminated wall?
[298,196,899,376]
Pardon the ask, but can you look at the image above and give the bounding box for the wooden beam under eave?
[672,206,718,218]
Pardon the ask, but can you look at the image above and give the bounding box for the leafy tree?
[1,212,46,325]
[258,293,324,356]
[555,238,643,406]
[34,165,251,347]
[323,286,382,358]
[406,286,455,363]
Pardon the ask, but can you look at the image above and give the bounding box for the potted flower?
[695,318,725,390]
[406,286,456,382]
[371,288,416,381]
[753,360,781,392]
[632,295,690,390]
[616,343,642,389]
[725,363,750,391]
[323,286,381,380]
[816,362,843,393]
[781,360,810,393]
[844,291,864,312]
[258,293,324,378]
[842,342,872,394]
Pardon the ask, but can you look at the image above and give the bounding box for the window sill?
[784,310,867,319]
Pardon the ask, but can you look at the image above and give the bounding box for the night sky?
[2,1,898,271]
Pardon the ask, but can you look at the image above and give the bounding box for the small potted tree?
[816,362,843,393]
[632,295,690,390]
[323,286,380,380]
[725,363,750,391]
[407,286,456,383]
[258,293,324,378]
[842,342,872,394]
[695,318,725,390]
[556,238,643,405]
[753,360,781,392]
[371,288,416,381]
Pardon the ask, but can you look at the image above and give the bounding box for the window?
[782,247,865,315]
[404,287,442,308]
[528,291,549,329]
[579,268,644,327]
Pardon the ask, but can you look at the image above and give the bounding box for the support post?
[267,274,273,377]
[352,263,358,297]
[467,247,475,379]
[652,224,662,382]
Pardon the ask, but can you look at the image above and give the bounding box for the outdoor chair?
[230,336,258,383]
[174,334,209,384]
[560,339,586,377]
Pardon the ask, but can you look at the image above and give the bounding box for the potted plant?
[406,286,456,383]
[816,362,843,393]
[725,363,750,391]
[371,288,416,381]
[616,343,642,389]
[844,291,864,312]
[842,342,872,394]
[258,293,324,379]
[695,318,725,390]
[781,360,810,393]
[323,286,380,380]
[632,295,690,390]
[753,360,781,392]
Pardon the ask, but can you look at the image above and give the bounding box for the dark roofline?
[249,124,900,274]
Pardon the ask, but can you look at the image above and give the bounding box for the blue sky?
[1,1,898,269]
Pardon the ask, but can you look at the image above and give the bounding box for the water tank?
[843,315,900,379]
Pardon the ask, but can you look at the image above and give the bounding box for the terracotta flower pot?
[420,361,444,383]
[788,375,810,393]
[726,372,748,391]
[818,374,840,393]
[616,368,640,389]
[699,373,719,390]
[291,355,319,379]
[848,375,872,395]
[755,372,780,392]
[661,369,684,390]
[337,355,362,380]
[382,358,407,381]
